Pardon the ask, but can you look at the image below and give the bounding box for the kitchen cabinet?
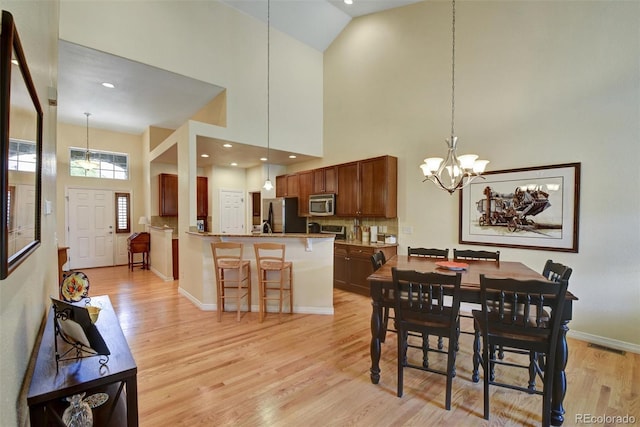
[275,174,299,198]
[159,173,178,216]
[297,171,313,216]
[336,155,397,218]
[314,167,337,194]
[197,176,208,218]
[333,242,397,296]
[159,173,208,219]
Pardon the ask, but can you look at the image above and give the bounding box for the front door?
[67,188,115,269]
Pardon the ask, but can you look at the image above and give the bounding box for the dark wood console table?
[127,232,150,270]
[27,295,138,426]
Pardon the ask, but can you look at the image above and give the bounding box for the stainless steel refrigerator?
[262,197,306,233]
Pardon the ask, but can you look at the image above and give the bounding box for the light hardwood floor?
[85,266,638,426]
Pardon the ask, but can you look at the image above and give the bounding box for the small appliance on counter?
[320,224,346,240]
[308,222,321,233]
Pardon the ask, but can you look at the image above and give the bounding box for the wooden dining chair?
[392,267,461,410]
[471,274,569,427]
[211,242,252,322]
[453,249,501,339]
[407,247,449,259]
[453,249,500,265]
[370,250,386,271]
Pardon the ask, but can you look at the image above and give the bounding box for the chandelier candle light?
[420,0,489,194]
[262,0,273,191]
[77,112,99,170]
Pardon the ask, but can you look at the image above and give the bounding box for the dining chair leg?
[472,329,481,383]
[397,329,405,398]
[528,351,537,391]
[288,265,293,313]
[445,342,456,410]
[422,333,429,368]
[482,345,490,420]
[247,264,252,314]
[217,268,224,322]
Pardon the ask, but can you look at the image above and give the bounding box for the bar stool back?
[253,242,293,322]
[211,242,252,322]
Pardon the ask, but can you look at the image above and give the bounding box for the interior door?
[67,188,115,269]
[219,189,245,234]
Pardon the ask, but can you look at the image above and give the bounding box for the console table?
[127,232,150,270]
[27,295,138,426]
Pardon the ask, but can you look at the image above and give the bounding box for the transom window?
[9,139,37,172]
[70,148,129,179]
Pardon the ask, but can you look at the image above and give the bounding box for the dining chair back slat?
[407,247,449,259]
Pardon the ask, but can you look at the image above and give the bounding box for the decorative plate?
[61,272,90,302]
[435,261,469,271]
[84,392,109,409]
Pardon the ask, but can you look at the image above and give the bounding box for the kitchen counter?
[186,232,327,239]
[179,232,335,315]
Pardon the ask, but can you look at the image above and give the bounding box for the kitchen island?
[180,232,335,315]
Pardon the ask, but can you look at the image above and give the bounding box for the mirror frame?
[0,10,43,279]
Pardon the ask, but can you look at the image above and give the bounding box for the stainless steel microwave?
[309,194,335,216]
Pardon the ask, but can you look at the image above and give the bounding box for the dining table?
[367,255,578,427]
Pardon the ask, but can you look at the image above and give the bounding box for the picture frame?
[459,163,580,252]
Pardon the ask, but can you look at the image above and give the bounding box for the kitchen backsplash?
[308,217,398,239]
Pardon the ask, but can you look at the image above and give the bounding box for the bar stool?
[211,242,252,322]
[253,242,293,322]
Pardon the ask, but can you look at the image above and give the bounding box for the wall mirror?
[0,10,43,279]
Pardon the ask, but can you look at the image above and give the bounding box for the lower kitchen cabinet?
[333,242,397,296]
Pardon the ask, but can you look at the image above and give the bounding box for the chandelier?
[420,0,489,194]
[263,0,273,191]
[77,112,99,170]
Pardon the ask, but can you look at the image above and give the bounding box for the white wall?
[318,1,640,350]
[0,1,60,426]
[59,0,323,157]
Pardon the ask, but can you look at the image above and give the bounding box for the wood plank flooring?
[85,266,639,426]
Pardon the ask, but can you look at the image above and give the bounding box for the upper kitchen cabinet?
[297,171,314,216]
[275,174,299,198]
[197,176,208,218]
[314,166,337,194]
[336,156,397,218]
[159,173,208,217]
[159,173,179,216]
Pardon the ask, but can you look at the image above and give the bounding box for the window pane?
[70,148,129,180]
[115,193,130,233]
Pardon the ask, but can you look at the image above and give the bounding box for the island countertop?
[185,232,330,239]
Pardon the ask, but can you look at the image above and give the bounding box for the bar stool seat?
[253,243,293,322]
[211,242,251,322]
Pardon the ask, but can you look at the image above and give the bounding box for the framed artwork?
[459,163,580,252]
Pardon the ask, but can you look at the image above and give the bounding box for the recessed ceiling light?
[223,143,232,148]
[344,0,353,5]
[102,82,115,89]
[11,59,18,66]
[231,162,238,166]
[200,154,210,158]
[289,155,297,159]
[260,157,267,162]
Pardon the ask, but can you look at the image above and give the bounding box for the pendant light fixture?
[77,112,99,170]
[420,0,489,194]
[262,0,273,191]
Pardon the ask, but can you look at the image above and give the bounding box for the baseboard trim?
[568,330,640,355]
[150,266,174,282]
[177,287,333,315]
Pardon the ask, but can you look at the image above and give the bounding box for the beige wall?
[59,0,323,157]
[0,1,59,426]
[316,1,639,349]
[55,122,146,247]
